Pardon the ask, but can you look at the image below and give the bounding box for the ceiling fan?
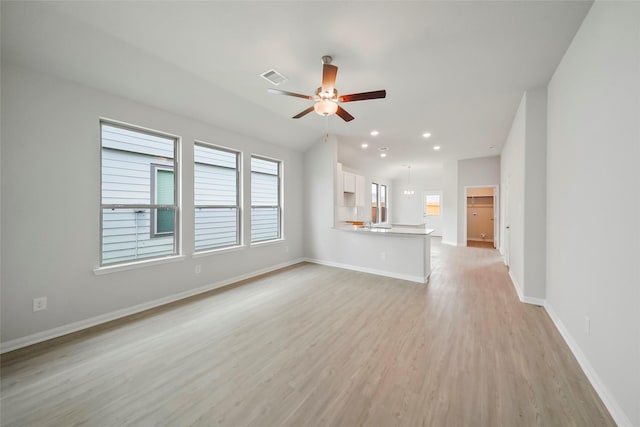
[267,55,386,122]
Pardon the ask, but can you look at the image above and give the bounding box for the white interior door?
[423,191,443,236]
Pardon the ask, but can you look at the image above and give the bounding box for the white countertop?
[335,225,434,236]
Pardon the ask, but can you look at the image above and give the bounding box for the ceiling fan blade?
[292,106,315,119]
[336,105,355,122]
[268,88,314,100]
[322,64,338,91]
[338,90,387,103]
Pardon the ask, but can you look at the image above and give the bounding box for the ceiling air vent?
[260,69,287,85]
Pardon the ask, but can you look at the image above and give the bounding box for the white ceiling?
[1,1,592,179]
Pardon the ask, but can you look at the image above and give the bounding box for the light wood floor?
[1,240,615,426]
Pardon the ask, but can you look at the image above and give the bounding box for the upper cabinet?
[343,171,356,193]
[337,165,365,207]
[355,175,365,206]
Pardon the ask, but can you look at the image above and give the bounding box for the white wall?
[457,156,500,246]
[1,63,305,346]
[523,88,547,301]
[500,95,526,296]
[391,167,444,229]
[441,160,458,245]
[546,2,640,425]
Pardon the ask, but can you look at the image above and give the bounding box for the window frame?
[193,141,242,252]
[250,155,282,243]
[99,119,180,267]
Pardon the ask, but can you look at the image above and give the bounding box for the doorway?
[464,186,498,248]
[422,191,442,236]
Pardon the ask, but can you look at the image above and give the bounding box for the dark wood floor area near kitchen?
[0,240,614,426]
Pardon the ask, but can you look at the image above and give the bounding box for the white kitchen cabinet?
[343,171,356,193]
[336,165,365,209]
[355,174,365,206]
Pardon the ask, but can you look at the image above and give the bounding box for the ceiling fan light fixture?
[314,99,338,116]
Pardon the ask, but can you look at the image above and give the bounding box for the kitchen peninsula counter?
[319,225,433,283]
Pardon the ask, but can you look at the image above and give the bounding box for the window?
[194,143,240,251]
[100,122,178,266]
[380,184,387,223]
[371,183,379,223]
[371,183,388,224]
[251,156,281,242]
[425,194,441,216]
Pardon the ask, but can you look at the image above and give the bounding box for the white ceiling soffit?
[1,1,592,179]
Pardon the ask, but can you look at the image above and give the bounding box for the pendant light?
[403,165,415,195]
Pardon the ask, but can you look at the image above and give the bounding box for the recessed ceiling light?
[433,145,441,151]
[489,145,496,150]
[370,130,379,136]
[422,132,432,138]
[361,143,369,148]
[380,153,387,158]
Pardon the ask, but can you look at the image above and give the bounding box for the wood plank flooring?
[1,240,615,426]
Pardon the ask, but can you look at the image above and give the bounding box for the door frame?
[463,185,499,249]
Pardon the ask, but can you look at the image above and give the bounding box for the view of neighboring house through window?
[100,122,178,265]
[194,143,240,251]
[251,156,281,242]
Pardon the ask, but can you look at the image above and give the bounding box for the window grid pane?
[251,207,280,242]
[194,143,240,251]
[380,184,387,223]
[195,207,238,250]
[371,183,379,224]
[251,157,281,242]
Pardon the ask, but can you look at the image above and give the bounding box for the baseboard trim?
[508,270,524,301]
[0,258,305,354]
[303,257,427,284]
[543,302,633,427]
[506,271,545,307]
[441,240,457,246]
[522,296,545,306]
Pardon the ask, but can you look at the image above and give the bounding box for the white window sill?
[250,238,286,247]
[94,255,186,275]
[193,245,246,258]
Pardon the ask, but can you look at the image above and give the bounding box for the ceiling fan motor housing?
[316,87,338,101]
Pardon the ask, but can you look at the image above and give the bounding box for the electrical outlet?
[585,316,590,336]
[195,264,201,274]
[33,297,47,312]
